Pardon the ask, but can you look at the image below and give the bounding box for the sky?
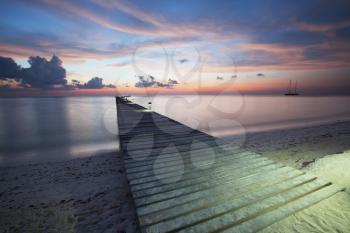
[0,0,349,96]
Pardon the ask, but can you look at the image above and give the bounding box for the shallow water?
[1,95,350,165]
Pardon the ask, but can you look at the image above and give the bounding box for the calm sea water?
[0,97,119,166]
[1,95,350,166]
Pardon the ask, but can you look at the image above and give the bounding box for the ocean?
[1,95,350,166]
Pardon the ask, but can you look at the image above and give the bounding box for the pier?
[116,97,344,233]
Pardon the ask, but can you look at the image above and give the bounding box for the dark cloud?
[135,76,179,88]
[19,55,67,88]
[0,55,67,88]
[303,47,350,62]
[0,25,60,54]
[167,79,179,85]
[71,77,116,89]
[216,76,224,80]
[336,26,350,41]
[0,57,20,80]
[297,0,350,25]
[257,73,264,77]
[71,79,80,85]
[85,77,104,89]
[104,84,116,88]
[179,59,189,63]
[237,50,282,66]
[135,75,156,88]
[257,30,325,46]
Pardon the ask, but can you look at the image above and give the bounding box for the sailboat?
[284,80,299,96]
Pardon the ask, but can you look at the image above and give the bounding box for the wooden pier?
[116,97,344,233]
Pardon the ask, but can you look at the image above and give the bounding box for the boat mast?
[288,80,292,94]
[294,80,297,94]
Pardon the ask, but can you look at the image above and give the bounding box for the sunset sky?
[0,0,350,96]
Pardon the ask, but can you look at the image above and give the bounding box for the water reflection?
[0,97,118,166]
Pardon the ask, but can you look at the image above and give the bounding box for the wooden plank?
[131,160,278,198]
[118,122,195,130]
[120,134,217,148]
[119,125,196,134]
[119,131,209,142]
[122,138,230,154]
[136,169,303,217]
[124,148,250,170]
[133,166,295,207]
[125,152,259,174]
[130,158,272,194]
[123,143,238,162]
[127,158,274,187]
[126,153,264,183]
[139,174,314,227]
[144,179,333,233]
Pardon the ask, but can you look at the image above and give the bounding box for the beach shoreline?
[1,120,350,232]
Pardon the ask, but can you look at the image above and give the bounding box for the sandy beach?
[0,152,139,233]
[1,120,350,232]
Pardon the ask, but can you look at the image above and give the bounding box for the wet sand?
[1,120,350,232]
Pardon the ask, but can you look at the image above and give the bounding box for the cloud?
[84,77,116,89]
[336,26,350,41]
[179,58,189,63]
[70,77,116,89]
[256,30,326,46]
[257,73,265,77]
[0,21,201,64]
[299,21,350,32]
[107,61,130,68]
[0,55,116,90]
[36,0,153,36]
[84,77,104,89]
[134,75,156,88]
[167,78,179,85]
[0,78,24,89]
[0,56,20,79]
[296,1,350,27]
[0,55,67,88]
[104,84,116,88]
[134,76,179,88]
[216,76,224,80]
[1,0,350,80]
[33,0,213,38]
[93,0,163,27]
[303,46,350,62]
[19,55,67,88]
